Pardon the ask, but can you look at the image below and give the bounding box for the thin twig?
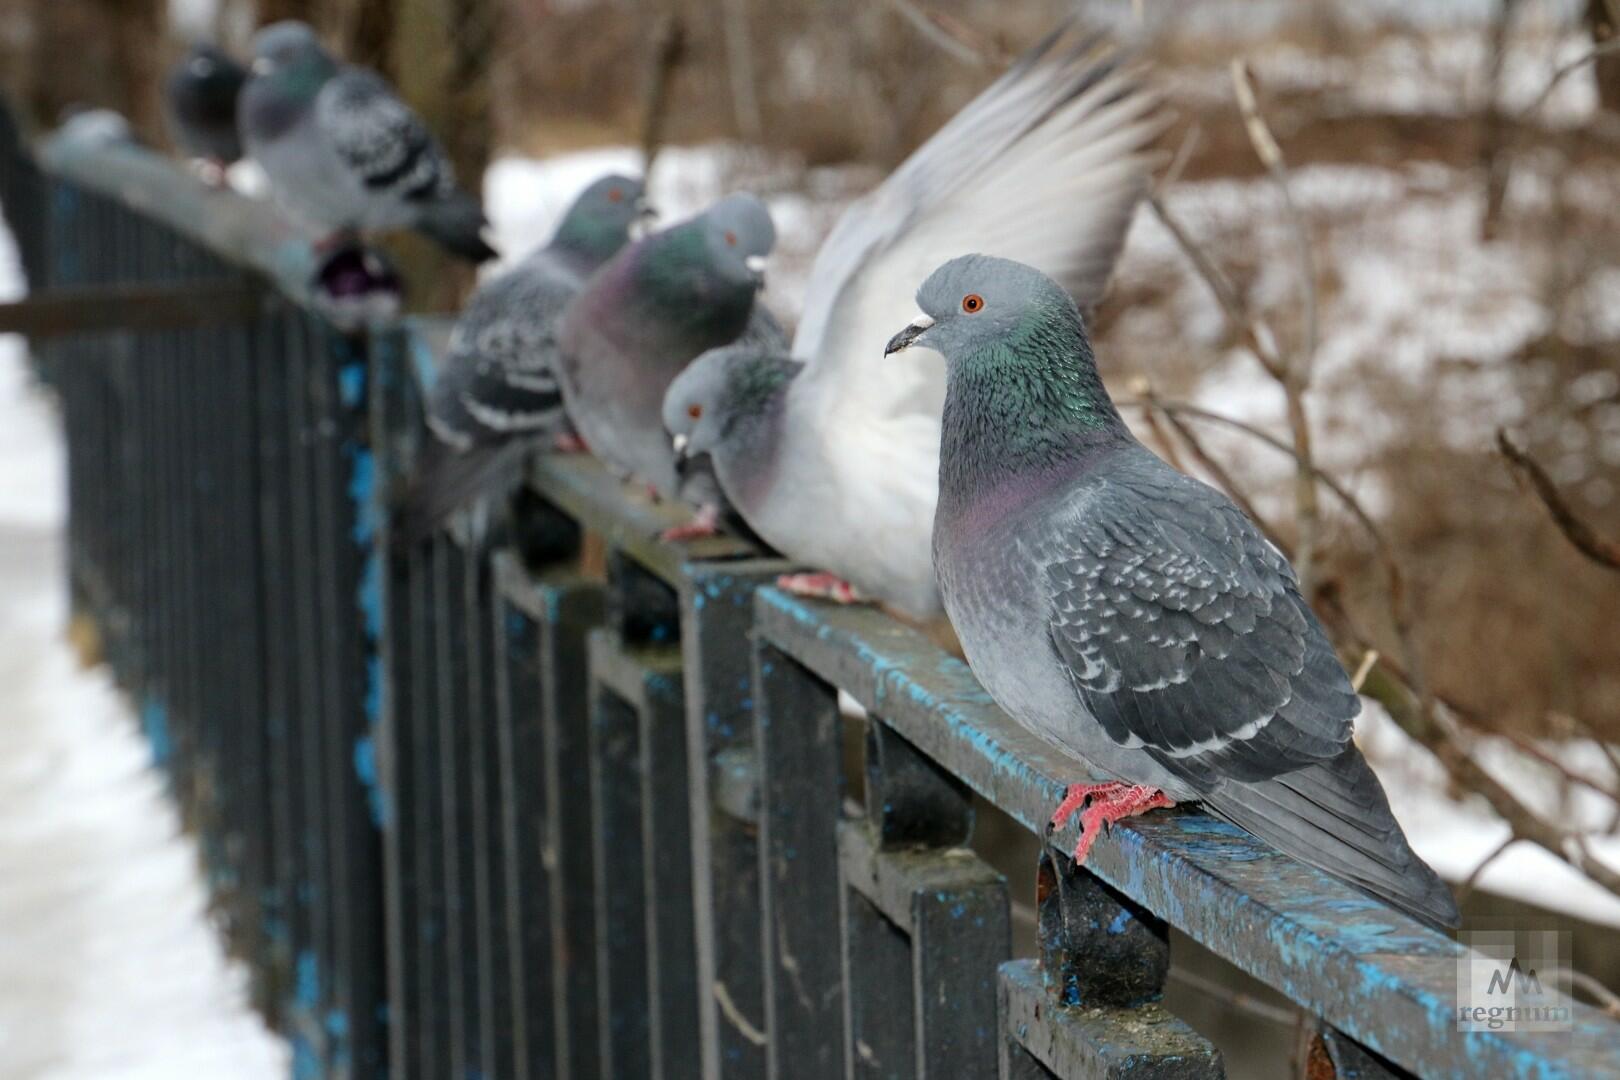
[1454,834,1518,907]
[1230,59,1320,594]
[1519,35,1620,120]
[1350,649,1380,692]
[884,0,1000,68]
[1497,429,1620,571]
[1542,967,1620,1019]
[638,11,687,176]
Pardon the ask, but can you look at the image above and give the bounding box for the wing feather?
[318,69,453,202]
[793,27,1163,422]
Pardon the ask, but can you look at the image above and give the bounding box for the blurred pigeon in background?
[400,173,651,539]
[557,193,776,504]
[663,27,1161,616]
[164,43,248,180]
[899,253,1459,930]
[238,20,496,261]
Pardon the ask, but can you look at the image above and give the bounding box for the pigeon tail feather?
[416,191,498,263]
[397,438,532,544]
[1204,748,1461,931]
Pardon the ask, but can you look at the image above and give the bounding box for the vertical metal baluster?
[433,532,471,1077]
[411,538,449,1079]
[997,854,1220,1077]
[535,570,604,1080]
[588,640,651,1077]
[466,535,514,1076]
[638,647,699,1080]
[678,562,786,1078]
[490,555,549,1080]
[753,643,846,1079]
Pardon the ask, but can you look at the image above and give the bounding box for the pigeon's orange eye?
[687,404,703,419]
[725,230,737,247]
[962,293,984,313]
[607,187,623,203]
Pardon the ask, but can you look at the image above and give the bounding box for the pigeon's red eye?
[607,187,623,203]
[725,231,737,247]
[687,404,703,419]
[962,293,984,313]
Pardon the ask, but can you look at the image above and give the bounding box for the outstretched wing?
[318,68,453,202]
[793,27,1162,420]
[1037,449,1358,789]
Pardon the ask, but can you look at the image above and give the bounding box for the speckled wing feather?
[427,261,575,449]
[1039,449,1357,789]
[317,69,451,201]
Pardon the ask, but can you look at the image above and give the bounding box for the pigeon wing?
[792,27,1162,420]
[318,68,453,202]
[1038,453,1358,789]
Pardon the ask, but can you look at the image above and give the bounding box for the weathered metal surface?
[588,635,653,1077]
[753,590,1620,1077]
[754,643,846,1079]
[838,821,1010,1077]
[0,280,269,335]
[677,560,794,1078]
[1000,960,1224,1079]
[1038,853,1169,1009]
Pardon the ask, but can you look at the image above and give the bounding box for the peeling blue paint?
[354,735,389,827]
[338,360,366,407]
[295,949,320,1007]
[140,697,171,766]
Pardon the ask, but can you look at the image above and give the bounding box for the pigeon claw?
[1049,780,1129,832]
[659,504,721,542]
[776,572,861,604]
[552,432,589,454]
[1064,784,1175,866]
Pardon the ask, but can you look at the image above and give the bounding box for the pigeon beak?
[672,432,690,468]
[884,315,935,356]
[634,196,657,222]
[745,254,767,284]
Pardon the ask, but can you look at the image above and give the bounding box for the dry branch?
[1497,429,1620,571]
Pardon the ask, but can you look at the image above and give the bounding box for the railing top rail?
[751,586,1620,1079]
[38,128,343,317]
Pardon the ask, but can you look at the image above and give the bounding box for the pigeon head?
[250,21,336,83]
[884,254,1080,362]
[905,256,1128,495]
[181,43,243,89]
[698,193,776,288]
[553,174,652,262]
[662,343,802,465]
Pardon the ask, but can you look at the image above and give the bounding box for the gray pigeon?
[399,174,652,537]
[556,193,776,501]
[659,28,1161,616]
[165,43,248,171]
[238,20,495,261]
[895,254,1459,930]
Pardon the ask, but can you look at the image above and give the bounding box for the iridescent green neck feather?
[940,299,1128,507]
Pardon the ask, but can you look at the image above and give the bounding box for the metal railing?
[15,116,1620,1080]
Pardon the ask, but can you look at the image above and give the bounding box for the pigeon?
[662,27,1161,617]
[556,192,776,502]
[238,20,496,261]
[892,253,1458,930]
[399,173,651,538]
[165,43,248,175]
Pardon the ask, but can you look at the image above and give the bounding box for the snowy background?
[0,216,285,1075]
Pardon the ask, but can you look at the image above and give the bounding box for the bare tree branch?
[638,11,687,176]
[883,0,1002,69]
[1498,429,1620,571]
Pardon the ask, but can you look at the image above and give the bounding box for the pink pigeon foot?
[552,432,589,453]
[776,572,861,604]
[1049,780,1132,832]
[1064,784,1175,866]
[659,504,720,542]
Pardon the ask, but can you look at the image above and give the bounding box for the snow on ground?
[0,215,285,1079]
